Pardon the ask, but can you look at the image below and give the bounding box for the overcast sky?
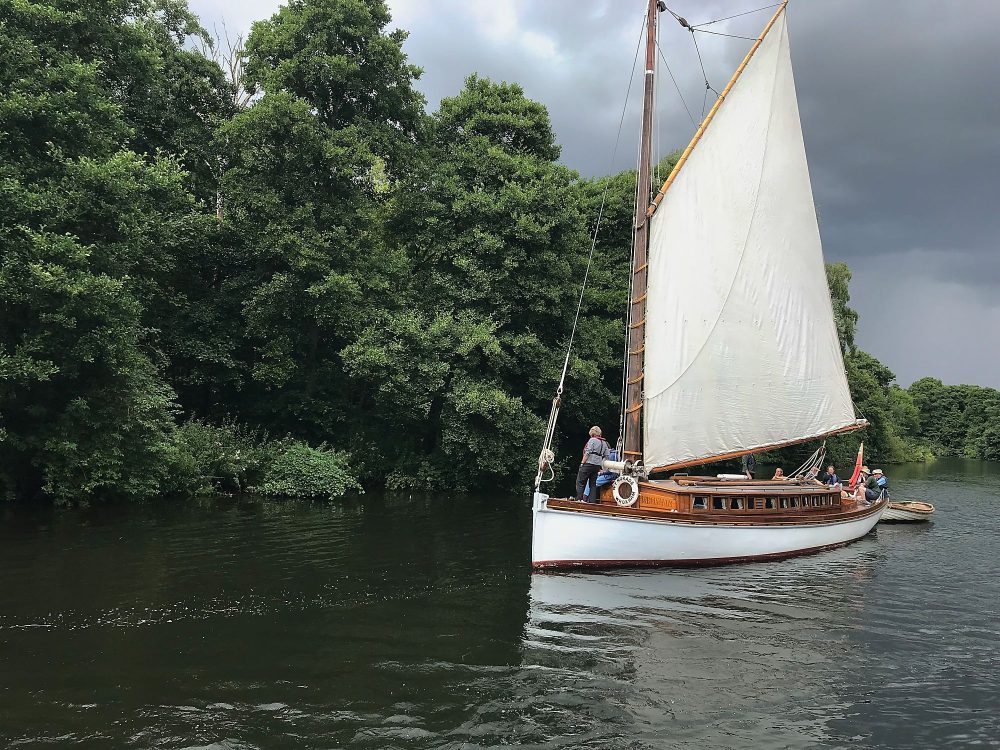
[191,0,1000,389]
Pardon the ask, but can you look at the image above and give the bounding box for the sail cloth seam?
[642,25,784,404]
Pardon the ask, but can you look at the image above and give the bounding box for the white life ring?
[612,475,639,506]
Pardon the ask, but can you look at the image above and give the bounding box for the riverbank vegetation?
[2,0,997,503]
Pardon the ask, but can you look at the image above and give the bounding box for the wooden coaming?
[549,479,874,526]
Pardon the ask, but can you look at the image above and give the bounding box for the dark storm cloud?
[189,0,1000,387]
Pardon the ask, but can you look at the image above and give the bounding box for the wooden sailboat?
[531,1,887,569]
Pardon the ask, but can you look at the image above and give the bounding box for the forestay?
[642,11,860,471]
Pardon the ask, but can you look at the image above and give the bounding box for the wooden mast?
[623,0,662,463]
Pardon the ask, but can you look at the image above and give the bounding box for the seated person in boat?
[576,426,610,503]
[865,469,888,501]
[772,467,785,480]
[843,466,869,501]
[818,464,839,486]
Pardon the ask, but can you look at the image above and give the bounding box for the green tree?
[826,262,858,354]
[243,0,424,171]
[200,0,425,445]
[344,75,590,489]
[0,0,228,502]
[909,377,1000,459]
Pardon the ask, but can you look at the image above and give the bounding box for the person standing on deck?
[741,453,757,479]
[576,426,609,503]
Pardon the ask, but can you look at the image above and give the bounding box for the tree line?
[1,0,996,503]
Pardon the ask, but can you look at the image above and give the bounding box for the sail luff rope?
[536,12,646,486]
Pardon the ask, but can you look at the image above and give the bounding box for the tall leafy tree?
[243,0,424,171]
[0,0,221,501]
[345,75,590,489]
[208,0,423,441]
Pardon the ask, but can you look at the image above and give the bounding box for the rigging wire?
[661,0,782,116]
[656,42,697,127]
[689,31,720,119]
[690,3,783,28]
[555,12,645,394]
[654,8,661,188]
[693,28,759,41]
[537,12,646,482]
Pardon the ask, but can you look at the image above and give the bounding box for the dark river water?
[2,458,999,749]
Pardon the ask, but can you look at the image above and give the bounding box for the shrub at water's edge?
[252,442,360,499]
[165,421,359,500]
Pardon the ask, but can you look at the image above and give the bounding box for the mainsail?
[642,9,861,472]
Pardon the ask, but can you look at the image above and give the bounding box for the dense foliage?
[2,0,997,503]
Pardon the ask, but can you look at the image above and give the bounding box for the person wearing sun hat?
[865,468,887,502]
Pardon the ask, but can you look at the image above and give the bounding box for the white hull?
[531,493,886,568]
[882,503,934,523]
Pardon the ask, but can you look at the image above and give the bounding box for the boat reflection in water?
[520,539,884,749]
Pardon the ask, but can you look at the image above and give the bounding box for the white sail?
[642,11,859,471]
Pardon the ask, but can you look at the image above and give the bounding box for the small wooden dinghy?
[882,501,935,523]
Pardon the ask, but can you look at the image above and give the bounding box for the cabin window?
[729,498,743,510]
[692,496,708,510]
[712,497,725,510]
[780,498,789,509]
[790,497,800,507]
[765,497,776,510]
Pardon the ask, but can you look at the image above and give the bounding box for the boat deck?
[548,477,880,526]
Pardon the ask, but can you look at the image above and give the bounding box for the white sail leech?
[642,12,858,470]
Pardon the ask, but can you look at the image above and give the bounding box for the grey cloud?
[189,0,1000,388]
